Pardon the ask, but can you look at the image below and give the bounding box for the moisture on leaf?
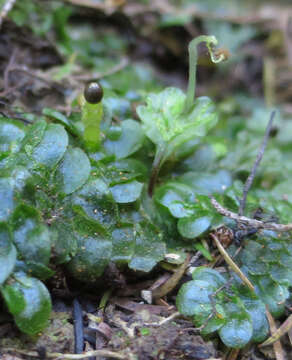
[155,181,195,218]
[111,226,135,264]
[128,222,166,272]
[66,234,112,282]
[0,223,17,284]
[218,301,253,348]
[55,147,91,195]
[178,214,212,239]
[12,204,51,266]
[1,273,52,335]
[110,180,143,203]
[0,177,15,221]
[32,123,68,169]
[0,118,26,153]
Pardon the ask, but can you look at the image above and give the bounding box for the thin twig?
[211,233,254,291]
[0,110,32,123]
[264,309,286,360]
[144,311,181,327]
[226,349,240,360]
[192,276,236,333]
[4,48,17,90]
[238,110,276,216]
[0,0,17,28]
[152,254,190,299]
[210,197,292,232]
[2,348,127,359]
[259,314,292,347]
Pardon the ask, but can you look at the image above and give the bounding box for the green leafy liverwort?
[137,35,227,196]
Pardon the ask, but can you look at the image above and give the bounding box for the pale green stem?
[184,35,226,114]
[148,146,166,197]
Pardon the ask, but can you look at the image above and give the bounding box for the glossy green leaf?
[110,159,148,182]
[20,120,47,155]
[71,176,116,228]
[1,283,26,315]
[50,220,78,264]
[12,205,51,266]
[129,222,165,272]
[180,170,232,195]
[192,267,226,288]
[66,234,112,282]
[42,107,80,136]
[23,262,55,280]
[179,268,227,332]
[241,297,269,342]
[32,124,68,168]
[193,303,226,334]
[10,166,31,192]
[103,95,132,120]
[176,280,215,317]
[252,275,289,318]
[111,226,135,264]
[219,302,253,348]
[104,119,144,159]
[178,214,212,239]
[106,125,122,140]
[0,177,15,221]
[2,273,51,335]
[110,180,143,203]
[0,119,25,152]
[0,223,17,284]
[155,181,195,218]
[56,147,91,194]
[240,242,268,276]
[269,264,292,287]
[72,205,108,237]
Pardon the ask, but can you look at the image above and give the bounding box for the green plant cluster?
[0,34,224,335]
[177,231,292,348]
[1,32,292,351]
[0,112,165,334]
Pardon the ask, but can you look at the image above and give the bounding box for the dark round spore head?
[84,82,103,104]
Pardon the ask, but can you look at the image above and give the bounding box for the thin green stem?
[184,35,225,114]
[148,146,166,197]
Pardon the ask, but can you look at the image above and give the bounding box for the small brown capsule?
[84,82,103,104]
[214,48,230,61]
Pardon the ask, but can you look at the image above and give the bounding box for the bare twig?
[259,314,292,348]
[2,348,127,359]
[210,197,292,232]
[144,311,181,327]
[3,48,17,90]
[238,111,276,216]
[0,109,32,123]
[226,349,240,360]
[264,309,286,360]
[210,233,254,291]
[0,0,17,28]
[152,254,190,299]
